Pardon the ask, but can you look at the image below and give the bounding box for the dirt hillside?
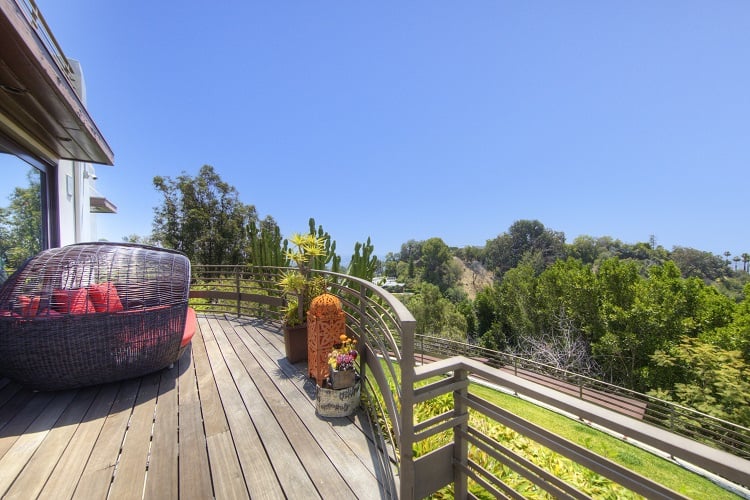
[454,257,494,299]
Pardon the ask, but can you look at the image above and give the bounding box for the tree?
[0,171,41,269]
[707,283,750,360]
[484,219,565,277]
[420,237,456,292]
[670,246,728,282]
[122,234,157,246]
[408,282,467,342]
[566,235,601,264]
[649,336,750,427]
[535,257,601,341]
[152,165,257,265]
[514,311,599,377]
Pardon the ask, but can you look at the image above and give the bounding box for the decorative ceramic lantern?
[307,293,345,386]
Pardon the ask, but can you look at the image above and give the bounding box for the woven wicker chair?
[0,242,192,390]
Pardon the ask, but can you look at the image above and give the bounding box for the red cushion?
[52,288,95,315]
[182,307,197,348]
[88,282,124,313]
[18,295,43,316]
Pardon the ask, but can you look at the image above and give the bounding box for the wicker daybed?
[0,242,195,390]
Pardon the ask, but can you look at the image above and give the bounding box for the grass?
[466,382,739,499]
[375,359,740,498]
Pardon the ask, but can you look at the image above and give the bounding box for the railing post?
[235,266,241,317]
[400,320,417,499]
[357,284,368,383]
[454,368,469,498]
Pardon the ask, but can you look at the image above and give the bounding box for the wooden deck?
[0,314,395,499]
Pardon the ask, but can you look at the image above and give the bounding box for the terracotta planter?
[283,323,307,363]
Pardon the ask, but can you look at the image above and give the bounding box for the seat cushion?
[88,282,124,313]
[52,288,95,315]
[182,307,197,348]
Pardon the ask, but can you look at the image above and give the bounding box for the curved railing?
[189,265,411,498]
[189,265,750,498]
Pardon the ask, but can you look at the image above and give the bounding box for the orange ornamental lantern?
[307,293,345,386]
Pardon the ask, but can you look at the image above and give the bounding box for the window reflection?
[0,154,43,281]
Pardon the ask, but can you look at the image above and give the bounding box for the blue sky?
[17,1,750,258]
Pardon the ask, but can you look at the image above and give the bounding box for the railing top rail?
[416,333,750,436]
[16,0,75,80]
[309,269,416,326]
[415,355,750,489]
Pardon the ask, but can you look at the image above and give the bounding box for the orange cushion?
[88,282,124,313]
[52,288,95,315]
[182,307,197,348]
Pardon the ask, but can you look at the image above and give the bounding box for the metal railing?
[17,0,75,83]
[189,265,750,498]
[416,334,750,459]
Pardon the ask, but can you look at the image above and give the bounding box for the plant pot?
[316,380,360,418]
[329,368,356,390]
[283,323,307,363]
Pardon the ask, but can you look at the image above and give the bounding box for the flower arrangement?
[328,334,358,372]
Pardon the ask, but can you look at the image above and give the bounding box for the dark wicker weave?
[0,242,191,390]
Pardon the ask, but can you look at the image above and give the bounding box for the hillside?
[454,257,494,299]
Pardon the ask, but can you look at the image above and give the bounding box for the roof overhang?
[90,195,117,214]
[0,0,114,166]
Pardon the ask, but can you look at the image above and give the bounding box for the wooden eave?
[0,0,114,166]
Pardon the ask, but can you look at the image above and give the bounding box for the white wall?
[56,59,100,245]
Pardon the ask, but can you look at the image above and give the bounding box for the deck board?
[174,337,214,500]
[144,364,179,499]
[0,313,395,499]
[38,384,119,499]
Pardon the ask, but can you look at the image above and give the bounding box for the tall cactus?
[248,217,289,267]
[307,218,341,272]
[348,237,379,281]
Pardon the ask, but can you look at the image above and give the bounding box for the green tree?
[421,237,457,292]
[566,235,601,264]
[122,234,157,245]
[670,246,728,282]
[535,258,601,341]
[474,284,500,339]
[706,283,750,359]
[0,171,41,269]
[488,259,539,348]
[649,336,750,426]
[408,282,468,342]
[152,165,257,265]
[484,219,565,277]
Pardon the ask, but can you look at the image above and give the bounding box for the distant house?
[1,0,115,253]
[373,276,405,292]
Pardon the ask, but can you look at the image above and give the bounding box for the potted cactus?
[279,232,328,362]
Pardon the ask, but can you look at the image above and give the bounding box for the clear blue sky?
[30,1,750,259]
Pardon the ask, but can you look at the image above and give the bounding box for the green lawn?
[466,382,739,499]
[376,359,740,498]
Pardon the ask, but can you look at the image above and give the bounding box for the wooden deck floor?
[0,314,396,499]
